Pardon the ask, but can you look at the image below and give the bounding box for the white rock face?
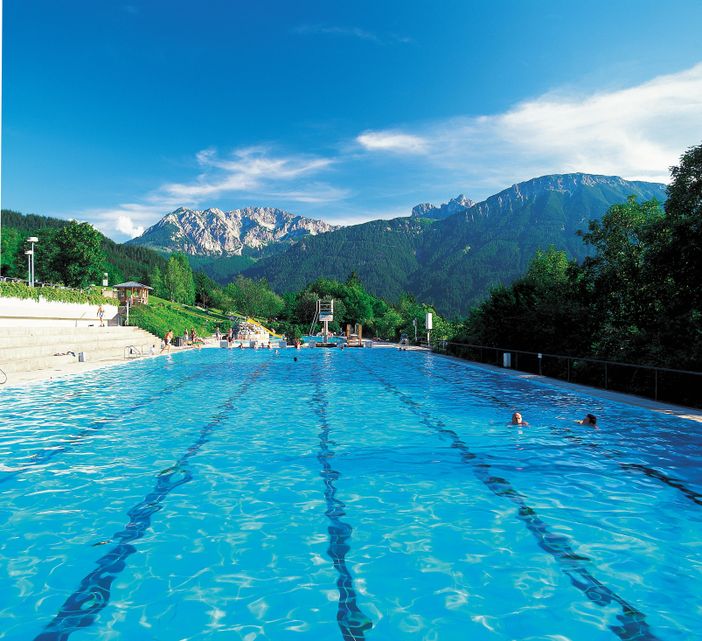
[129,206,340,256]
[411,194,475,219]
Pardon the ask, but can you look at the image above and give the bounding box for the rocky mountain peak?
[127,206,340,256]
[411,194,474,220]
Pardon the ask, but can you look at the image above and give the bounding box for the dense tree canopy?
[455,141,702,371]
[50,221,106,287]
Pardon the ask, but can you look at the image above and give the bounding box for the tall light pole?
[0,1,4,280]
[27,237,38,286]
[25,250,33,285]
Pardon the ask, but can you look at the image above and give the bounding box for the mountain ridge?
[243,173,668,316]
[127,206,339,256]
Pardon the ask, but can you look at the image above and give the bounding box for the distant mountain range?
[127,206,338,256]
[243,173,667,316]
[127,173,668,316]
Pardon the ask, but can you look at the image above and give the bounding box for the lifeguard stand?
[316,299,337,348]
[345,323,363,347]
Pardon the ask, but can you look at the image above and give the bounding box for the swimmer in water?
[510,412,529,426]
[578,413,598,428]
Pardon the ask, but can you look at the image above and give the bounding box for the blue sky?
[3,0,702,241]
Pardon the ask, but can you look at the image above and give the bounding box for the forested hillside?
[0,209,166,284]
[451,143,702,401]
[244,174,667,316]
[244,217,432,300]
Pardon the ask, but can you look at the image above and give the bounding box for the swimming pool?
[302,335,345,345]
[1,348,700,641]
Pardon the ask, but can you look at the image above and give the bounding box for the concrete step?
[1,350,148,374]
[0,327,155,349]
[0,335,158,361]
[0,325,161,374]
[1,344,157,374]
[0,325,131,337]
[0,327,148,348]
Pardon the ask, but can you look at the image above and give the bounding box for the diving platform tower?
[315,299,337,348]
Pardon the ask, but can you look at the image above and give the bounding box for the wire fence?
[427,340,702,409]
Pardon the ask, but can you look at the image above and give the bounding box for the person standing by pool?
[161,329,173,353]
[97,304,105,327]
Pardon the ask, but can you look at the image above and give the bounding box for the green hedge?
[0,281,114,305]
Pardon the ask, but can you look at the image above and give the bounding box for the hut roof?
[113,281,153,290]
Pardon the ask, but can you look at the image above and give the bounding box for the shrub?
[0,281,114,305]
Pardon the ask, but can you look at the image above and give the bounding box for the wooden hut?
[114,281,153,305]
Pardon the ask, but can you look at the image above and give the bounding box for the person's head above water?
[581,413,597,426]
[511,412,528,426]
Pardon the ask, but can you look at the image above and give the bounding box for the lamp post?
[25,250,33,285]
[27,237,38,286]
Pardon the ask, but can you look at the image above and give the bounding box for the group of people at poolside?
[160,328,205,353]
[510,411,598,428]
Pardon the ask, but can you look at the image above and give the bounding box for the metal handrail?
[0,367,7,385]
[124,345,142,359]
[432,340,702,377]
[425,339,702,407]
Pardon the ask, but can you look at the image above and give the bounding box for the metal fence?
[427,340,702,408]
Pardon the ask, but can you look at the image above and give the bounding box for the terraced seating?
[0,326,161,375]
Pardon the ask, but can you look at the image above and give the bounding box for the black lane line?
[423,361,702,509]
[351,354,661,641]
[32,362,269,641]
[559,428,702,508]
[0,362,220,486]
[312,368,373,641]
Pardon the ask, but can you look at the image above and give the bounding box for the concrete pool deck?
[0,343,217,388]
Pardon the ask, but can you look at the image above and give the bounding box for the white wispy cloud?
[293,24,412,45]
[356,131,428,154]
[81,63,702,242]
[89,203,163,240]
[83,147,345,240]
[358,62,702,186]
[156,147,336,203]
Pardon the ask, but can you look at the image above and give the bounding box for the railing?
[124,345,143,359]
[427,340,702,409]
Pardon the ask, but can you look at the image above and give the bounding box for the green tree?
[162,253,195,304]
[49,221,106,287]
[194,271,218,308]
[647,142,702,367]
[225,276,284,319]
[150,266,165,298]
[580,197,665,360]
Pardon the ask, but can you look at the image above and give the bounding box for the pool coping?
[431,350,702,424]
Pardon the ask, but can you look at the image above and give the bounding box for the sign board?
[425,312,433,330]
[318,299,334,323]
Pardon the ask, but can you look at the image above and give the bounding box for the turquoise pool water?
[0,348,700,641]
[302,335,345,344]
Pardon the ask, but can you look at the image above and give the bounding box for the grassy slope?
[128,296,233,338]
